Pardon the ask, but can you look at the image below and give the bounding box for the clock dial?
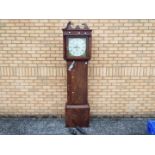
[68,38,86,57]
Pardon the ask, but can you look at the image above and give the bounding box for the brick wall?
[0,19,155,117]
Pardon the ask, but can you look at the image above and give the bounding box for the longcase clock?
[63,21,92,127]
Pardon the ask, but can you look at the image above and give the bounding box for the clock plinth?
[63,22,92,127]
[66,104,89,127]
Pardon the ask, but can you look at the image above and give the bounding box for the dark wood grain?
[67,61,88,105]
[63,22,92,127]
[65,104,90,127]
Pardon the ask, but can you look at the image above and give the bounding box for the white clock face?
[68,38,86,57]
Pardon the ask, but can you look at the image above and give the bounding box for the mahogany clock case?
[62,22,92,127]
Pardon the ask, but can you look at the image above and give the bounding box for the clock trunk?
[66,61,89,127]
[67,61,88,105]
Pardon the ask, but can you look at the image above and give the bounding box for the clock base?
[65,104,90,127]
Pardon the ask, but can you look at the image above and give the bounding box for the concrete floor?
[0,117,152,135]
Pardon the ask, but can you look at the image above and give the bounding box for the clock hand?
[74,46,79,49]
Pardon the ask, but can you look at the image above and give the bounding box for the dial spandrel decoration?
[68,38,86,57]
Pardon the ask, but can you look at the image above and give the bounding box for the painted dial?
[68,38,86,56]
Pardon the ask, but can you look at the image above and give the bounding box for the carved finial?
[65,21,72,29]
[75,25,80,29]
[82,23,89,29]
[63,21,90,30]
